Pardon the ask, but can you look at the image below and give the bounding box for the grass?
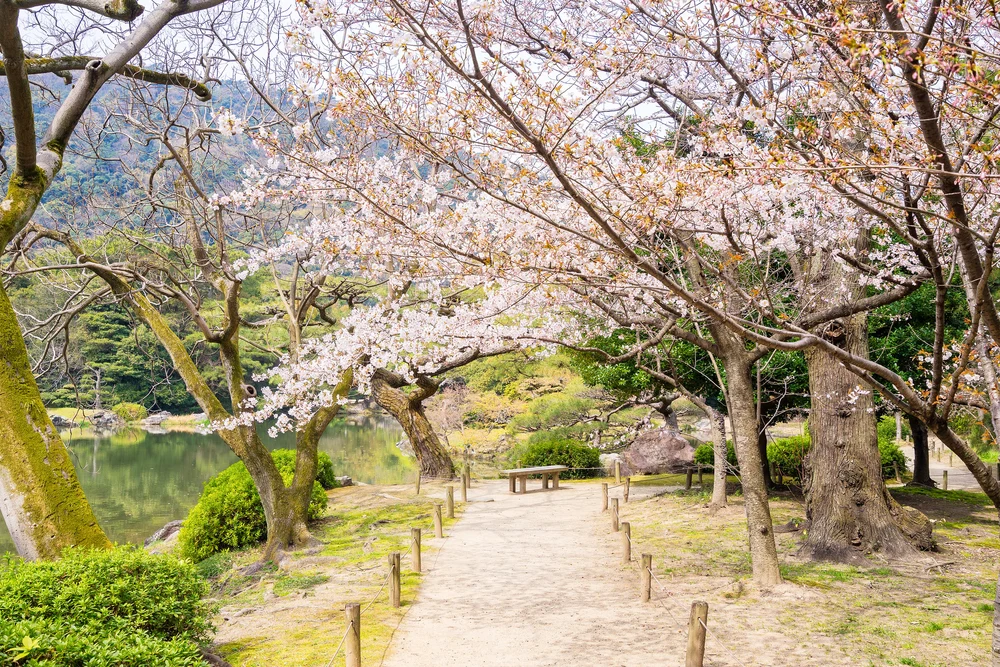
[212,483,465,667]
[613,483,998,666]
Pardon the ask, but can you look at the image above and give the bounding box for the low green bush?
[693,440,738,471]
[877,438,907,479]
[767,435,810,479]
[0,546,210,666]
[178,449,332,562]
[515,435,602,479]
[112,402,148,422]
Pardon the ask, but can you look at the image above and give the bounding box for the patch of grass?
[273,572,329,597]
[892,486,993,506]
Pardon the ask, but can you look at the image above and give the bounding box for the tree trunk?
[908,415,934,487]
[372,371,455,478]
[0,285,110,559]
[801,315,932,561]
[723,346,783,588]
[758,420,774,488]
[708,405,728,509]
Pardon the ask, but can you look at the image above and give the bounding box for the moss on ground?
[614,485,998,666]
[212,483,465,667]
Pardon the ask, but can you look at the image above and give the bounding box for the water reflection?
[0,416,410,554]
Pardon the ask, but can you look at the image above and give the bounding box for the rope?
[615,488,752,667]
[322,617,353,667]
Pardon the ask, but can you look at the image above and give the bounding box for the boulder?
[142,413,170,426]
[91,410,125,431]
[144,519,183,547]
[49,414,77,429]
[336,476,354,487]
[620,428,695,475]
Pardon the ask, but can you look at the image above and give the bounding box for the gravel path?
[381,480,698,667]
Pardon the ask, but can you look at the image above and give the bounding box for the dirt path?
[382,480,731,667]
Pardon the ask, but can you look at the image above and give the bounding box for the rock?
[336,475,353,487]
[142,413,170,426]
[91,410,125,431]
[620,428,696,475]
[49,414,77,429]
[145,519,183,546]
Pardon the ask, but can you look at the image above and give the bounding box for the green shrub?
[693,440,738,471]
[876,414,910,443]
[767,435,810,479]
[516,435,601,479]
[508,393,595,432]
[878,438,907,479]
[112,402,149,422]
[178,449,330,562]
[0,547,210,666]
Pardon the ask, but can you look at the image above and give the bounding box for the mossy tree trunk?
[802,315,932,561]
[0,285,111,559]
[371,369,455,478]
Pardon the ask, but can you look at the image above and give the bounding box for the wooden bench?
[501,465,569,494]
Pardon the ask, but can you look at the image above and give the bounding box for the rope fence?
[323,518,424,666]
[613,488,752,667]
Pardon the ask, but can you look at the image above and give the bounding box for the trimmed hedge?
[517,435,602,479]
[178,449,337,562]
[0,547,210,666]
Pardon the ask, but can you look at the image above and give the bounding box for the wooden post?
[640,554,652,602]
[602,482,609,511]
[936,447,942,462]
[389,551,401,608]
[949,452,953,467]
[611,497,619,532]
[446,486,455,518]
[621,521,631,563]
[894,461,901,484]
[345,603,361,667]
[615,460,621,484]
[697,465,703,488]
[434,504,443,538]
[624,477,630,503]
[411,528,422,573]
[942,470,949,491]
[415,473,421,496]
[461,473,468,502]
[685,601,709,667]
[685,469,693,490]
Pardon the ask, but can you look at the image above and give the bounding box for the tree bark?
[720,340,783,588]
[0,284,111,559]
[907,415,935,488]
[801,315,932,561]
[707,405,728,509]
[371,370,455,478]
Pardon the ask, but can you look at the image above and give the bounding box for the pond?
[0,416,411,554]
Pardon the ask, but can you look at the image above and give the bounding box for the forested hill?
[0,74,254,227]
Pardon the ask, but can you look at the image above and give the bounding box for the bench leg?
[509,476,516,493]
[553,473,560,489]
[518,475,527,494]
[542,474,549,490]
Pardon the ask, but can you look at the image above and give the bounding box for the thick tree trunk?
[707,405,728,509]
[801,315,932,561]
[0,285,110,559]
[723,346,782,588]
[908,415,935,487]
[372,371,455,478]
